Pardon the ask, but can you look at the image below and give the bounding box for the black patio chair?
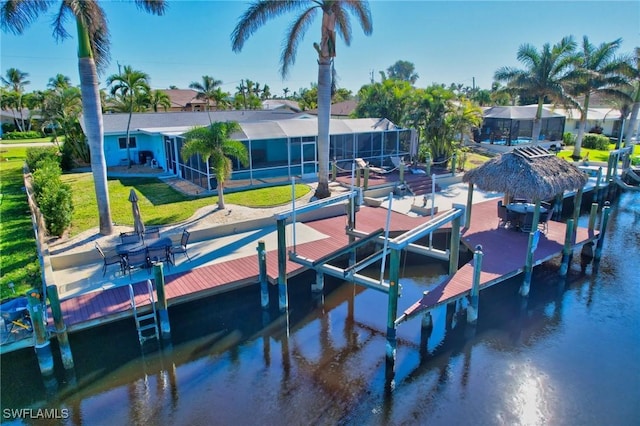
[520,212,535,233]
[143,227,160,241]
[171,229,191,263]
[538,211,551,234]
[124,248,150,279]
[497,200,509,228]
[147,245,172,269]
[95,241,124,277]
[120,231,140,245]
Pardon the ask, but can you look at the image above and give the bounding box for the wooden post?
[449,215,461,275]
[553,193,563,221]
[521,230,538,296]
[594,202,611,264]
[331,161,337,182]
[594,166,603,204]
[277,218,288,311]
[46,285,74,370]
[399,163,405,183]
[363,165,370,190]
[356,167,361,188]
[572,187,584,230]
[385,248,401,382]
[425,153,431,176]
[465,182,473,228]
[559,219,575,277]
[26,289,53,376]
[420,310,433,356]
[451,153,457,176]
[257,240,269,308]
[588,203,598,232]
[153,263,171,342]
[312,270,325,293]
[467,245,483,324]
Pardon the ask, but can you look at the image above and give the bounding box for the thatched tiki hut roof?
[463,147,588,200]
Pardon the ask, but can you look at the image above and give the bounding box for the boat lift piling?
[153,263,171,342]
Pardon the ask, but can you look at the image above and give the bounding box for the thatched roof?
[463,147,588,200]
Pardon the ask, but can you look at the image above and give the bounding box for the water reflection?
[1,193,639,425]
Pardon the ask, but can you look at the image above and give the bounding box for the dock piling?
[277,219,288,311]
[26,289,54,377]
[257,241,269,308]
[594,202,611,265]
[385,249,401,382]
[449,215,461,276]
[521,231,538,297]
[46,285,74,370]
[153,263,171,342]
[364,166,370,190]
[465,183,473,228]
[559,219,575,277]
[467,245,483,324]
[588,203,598,232]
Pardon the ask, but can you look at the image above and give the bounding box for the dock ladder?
[128,280,159,345]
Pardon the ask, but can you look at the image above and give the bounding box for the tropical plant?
[448,98,483,147]
[354,79,413,125]
[1,0,166,235]
[40,85,82,144]
[494,36,577,145]
[565,37,629,158]
[147,89,171,112]
[620,47,640,145]
[48,73,72,91]
[1,67,30,131]
[181,121,248,210]
[190,75,223,120]
[106,65,151,167]
[383,60,419,84]
[232,0,373,199]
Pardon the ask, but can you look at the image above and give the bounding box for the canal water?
[2,192,639,425]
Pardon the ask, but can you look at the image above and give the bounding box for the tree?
[189,75,223,121]
[106,65,151,167]
[147,89,171,112]
[181,121,248,210]
[384,60,419,84]
[494,36,577,145]
[565,37,628,158]
[354,79,413,125]
[1,0,166,235]
[448,98,483,147]
[620,47,640,145]
[232,0,372,199]
[1,67,30,131]
[48,73,72,91]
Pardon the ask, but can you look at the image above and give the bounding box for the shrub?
[31,158,73,236]
[26,147,60,172]
[3,130,42,140]
[582,133,610,150]
[563,132,576,146]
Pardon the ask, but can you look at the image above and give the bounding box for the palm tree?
[565,37,628,158]
[107,65,151,168]
[1,0,166,235]
[1,67,30,131]
[621,47,640,146]
[148,89,172,112]
[181,121,248,210]
[494,36,577,145]
[189,75,223,121]
[48,73,72,91]
[232,0,373,199]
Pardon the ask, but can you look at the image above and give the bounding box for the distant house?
[477,105,565,146]
[307,100,357,118]
[99,111,414,191]
[261,99,302,113]
[160,89,212,112]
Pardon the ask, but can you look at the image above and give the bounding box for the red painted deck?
[402,199,599,319]
[59,206,427,330]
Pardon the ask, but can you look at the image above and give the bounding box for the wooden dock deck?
[401,199,599,320]
[58,206,427,332]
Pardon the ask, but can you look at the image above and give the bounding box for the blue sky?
[1,0,639,98]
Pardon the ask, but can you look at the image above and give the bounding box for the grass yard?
[558,143,640,163]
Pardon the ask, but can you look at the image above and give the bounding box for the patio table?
[115,237,172,256]
[506,203,548,230]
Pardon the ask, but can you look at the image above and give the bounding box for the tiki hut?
[463,146,587,201]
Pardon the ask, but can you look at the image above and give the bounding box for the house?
[261,99,302,113]
[307,100,357,118]
[477,105,566,147]
[160,89,212,112]
[100,111,414,191]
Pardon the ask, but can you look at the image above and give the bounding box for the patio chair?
[147,245,172,269]
[143,227,160,241]
[120,231,140,245]
[497,200,509,228]
[95,241,124,277]
[520,212,535,233]
[354,158,386,175]
[123,248,150,279]
[171,229,191,263]
[538,211,551,234]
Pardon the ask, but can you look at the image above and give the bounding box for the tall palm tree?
[47,73,72,91]
[621,47,640,146]
[148,89,172,112]
[189,75,222,121]
[181,121,248,210]
[566,37,628,158]
[232,0,373,199]
[494,36,577,145]
[106,65,151,168]
[1,67,30,131]
[1,0,166,235]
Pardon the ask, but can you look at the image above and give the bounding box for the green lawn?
[0,136,63,145]
[558,143,640,163]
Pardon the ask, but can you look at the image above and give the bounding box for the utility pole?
[370,69,374,84]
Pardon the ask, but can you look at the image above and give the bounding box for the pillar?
[153,263,171,342]
[594,202,611,264]
[467,245,483,324]
[257,241,269,308]
[26,289,53,376]
[465,183,473,228]
[277,218,288,311]
[588,203,598,232]
[331,161,337,182]
[451,153,457,176]
[363,166,370,191]
[559,219,575,277]
[449,216,461,275]
[46,285,74,370]
[425,153,431,176]
[385,248,401,382]
[312,270,324,293]
[399,163,405,183]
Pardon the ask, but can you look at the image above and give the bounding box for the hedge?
[3,130,42,140]
[582,133,610,150]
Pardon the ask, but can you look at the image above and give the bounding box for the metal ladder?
[129,280,159,345]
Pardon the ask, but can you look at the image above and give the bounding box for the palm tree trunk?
[573,94,591,159]
[217,181,225,210]
[77,19,113,235]
[315,59,332,199]
[624,89,640,147]
[531,98,544,146]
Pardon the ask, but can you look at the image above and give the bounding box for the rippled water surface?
[2,193,639,425]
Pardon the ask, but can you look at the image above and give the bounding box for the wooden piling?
[572,187,584,231]
[277,218,288,311]
[559,219,575,277]
[451,153,457,176]
[356,167,361,188]
[257,241,269,308]
[399,163,405,183]
[594,167,603,204]
[26,289,53,376]
[521,230,539,296]
[153,263,171,342]
[385,249,401,381]
[588,203,598,232]
[467,245,483,324]
[449,216,461,275]
[46,285,74,370]
[594,202,611,263]
[465,183,473,228]
[363,166,370,190]
[553,193,563,221]
[425,153,431,176]
[331,161,337,182]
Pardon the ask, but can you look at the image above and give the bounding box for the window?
[118,136,137,149]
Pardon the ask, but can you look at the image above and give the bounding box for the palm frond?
[231,0,300,52]
[281,7,317,77]
[0,0,51,34]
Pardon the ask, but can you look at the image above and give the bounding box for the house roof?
[160,89,208,108]
[483,105,564,120]
[307,100,357,117]
[100,110,300,135]
[261,99,302,112]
